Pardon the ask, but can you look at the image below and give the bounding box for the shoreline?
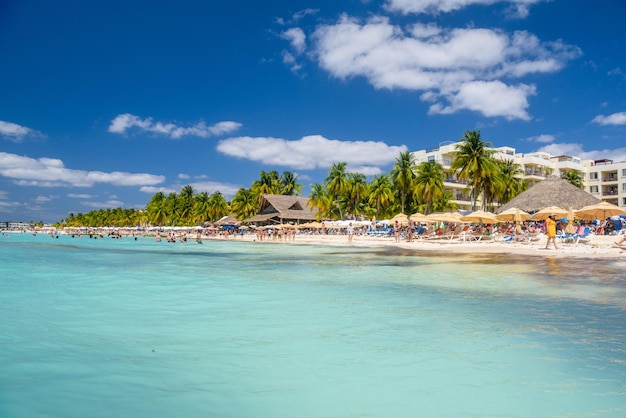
[8,229,626,260]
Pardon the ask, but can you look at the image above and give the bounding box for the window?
[589,172,598,180]
[623,183,626,191]
[622,169,626,177]
[590,185,599,193]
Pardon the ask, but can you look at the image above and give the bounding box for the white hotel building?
[412,142,626,210]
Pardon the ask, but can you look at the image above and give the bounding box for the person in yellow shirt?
[544,214,559,250]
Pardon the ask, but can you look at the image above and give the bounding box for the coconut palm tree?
[146,191,167,226]
[251,170,281,202]
[308,183,334,220]
[324,162,350,219]
[368,174,395,218]
[207,191,229,222]
[346,172,369,218]
[561,170,584,189]
[413,160,446,214]
[390,150,416,214]
[449,130,498,210]
[491,159,526,207]
[280,171,303,196]
[230,188,258,220]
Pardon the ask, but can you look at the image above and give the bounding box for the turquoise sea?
[1,232,626,417]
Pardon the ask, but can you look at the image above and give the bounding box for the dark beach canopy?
[496,175,601,214]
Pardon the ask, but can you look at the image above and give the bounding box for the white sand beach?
[213,231,626,260]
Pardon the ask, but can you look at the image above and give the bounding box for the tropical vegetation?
[56,130,531,227]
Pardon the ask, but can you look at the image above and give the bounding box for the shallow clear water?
[1,233,626,417]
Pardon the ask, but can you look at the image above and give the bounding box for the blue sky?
[1,0,625,223]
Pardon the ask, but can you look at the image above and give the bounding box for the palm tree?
[251,170,281,202]
[368,174,395,218]
[413,160,446,214]
[192,191,210,225]
[449,130,498,210]
[207,191,230,221]
[308,183,334,220]
[146,191,167,226]
[491,159,526,206]
[561,170,584,189]
[177,185,195,223]
[324,162,350,219]
[346,173,369,218]
[390,150,416,214]
[230,188,258,220]
[280,171,303,195]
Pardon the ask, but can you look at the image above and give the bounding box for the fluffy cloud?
[383,0,544,15]
[535,143,626,164]
[0,152,165,188]
[108,113,242,139]
[140,181,241,199]
[281,28,306,54]
[217,134,407,175]
[524,134,556,143]
[591,112,626,126]
[285,15,579,120]
[0,120,45,142]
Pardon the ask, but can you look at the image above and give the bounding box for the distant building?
[412,142,626,210]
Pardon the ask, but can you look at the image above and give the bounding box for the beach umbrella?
[565,207,576,234]
[530,206,568,220]
[575,201,626,221]
[427,212,464,223]
[495,207,531,222]
[390,213,409,226]
[461,210,499,224]
[409,212,430,223]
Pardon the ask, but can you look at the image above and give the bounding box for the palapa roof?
[244,194,318,224]
[496,175,601,214]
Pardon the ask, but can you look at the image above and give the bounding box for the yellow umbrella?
[531,206,568,220]
[575,201,626,221]
[409,212,430,223]
[390,213,409,226]
[496,207,531,222]
[460,210,499,224]
[565,207,576,234]
[427,212,464,223]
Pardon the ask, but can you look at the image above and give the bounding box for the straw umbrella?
[390,213,409,226]
[495,207,531,222]
[460,210,499,224]
[531,206,568,220]
[565,207,576,234]
[575,201,626,221]
[409,212,430,223]
[427,212,464,223]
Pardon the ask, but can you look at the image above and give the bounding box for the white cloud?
[68,193,94,199]
[139,180,241,199]
[108,113,242,139]
[81,200,125,209]
[217,134,407,175]
[308,16,579,120]
[592,112,626,126]
[0,120,45,142]
[428,80,535,120]
[524,134,555,143]
[383,0,544,15]
[281,28,306,54]
[0,152,165,188]
[535,143,626,164]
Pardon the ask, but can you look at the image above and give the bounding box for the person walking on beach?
[544,214,559,250]
[347,222,354,242]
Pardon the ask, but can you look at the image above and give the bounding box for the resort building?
[412,143,626,210]
[244,194,318,225]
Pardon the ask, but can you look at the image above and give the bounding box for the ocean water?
[1,233,626,418]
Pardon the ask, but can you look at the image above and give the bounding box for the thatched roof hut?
[244,194,318,225]
[496,175,601,214]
